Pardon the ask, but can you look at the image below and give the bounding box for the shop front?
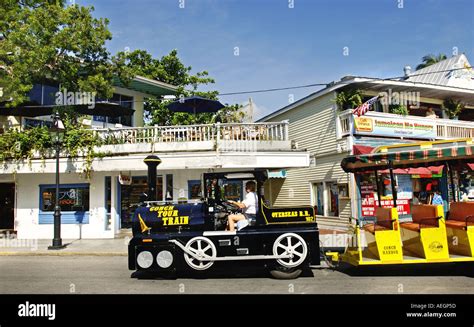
[357,166,449,221]
[351,139,474,222]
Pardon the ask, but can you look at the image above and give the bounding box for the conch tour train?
[128,138,474,279]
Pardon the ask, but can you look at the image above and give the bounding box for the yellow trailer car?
[327,138,474,266]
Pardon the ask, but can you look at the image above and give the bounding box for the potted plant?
[334,88,363,110]
[443,98,465,119]
[389,104,409,116]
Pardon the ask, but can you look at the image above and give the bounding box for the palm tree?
[416,53,447,70]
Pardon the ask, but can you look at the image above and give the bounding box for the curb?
[0,252,127,256]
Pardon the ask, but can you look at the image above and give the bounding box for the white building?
[0,78,309,239]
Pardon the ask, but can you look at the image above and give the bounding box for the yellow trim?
[347,256,474,266]
[342,205,474,265]
[142,239,152,243]
[143,159,162,162]
[447,225,474,257]
[138,213,151,233]
[260,198,316,225]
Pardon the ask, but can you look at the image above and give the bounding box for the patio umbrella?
[166,96,224,114]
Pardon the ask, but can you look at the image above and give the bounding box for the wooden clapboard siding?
[269,153,350,207]
[268,93,339,155]
[338,198,352,220]
[265,92,352,209]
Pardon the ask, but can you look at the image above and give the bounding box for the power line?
[3,66,472,108]
[217,66,473,96]
[218,83,328,96]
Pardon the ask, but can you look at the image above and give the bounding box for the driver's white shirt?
[242,192,257,215]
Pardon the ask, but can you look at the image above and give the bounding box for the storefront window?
[41,185,89,212]
[311,182,324,216]
[358,170,448,219]
[39,184,90,224]
[327,182,339,216]
[120,176,163,228]
[188,180,202,199]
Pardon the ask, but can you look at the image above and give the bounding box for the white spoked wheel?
[272,233,308,268]
[184,236,217,271]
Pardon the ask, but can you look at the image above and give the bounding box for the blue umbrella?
[167,96,225,114]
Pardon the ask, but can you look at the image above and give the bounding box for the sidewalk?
[0,238,129,256]
[0,227,350,257]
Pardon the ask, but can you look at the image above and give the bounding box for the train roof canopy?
[341,138,474,173]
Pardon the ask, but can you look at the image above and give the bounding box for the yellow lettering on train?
[162,216,189,226]
[271,211,299,218]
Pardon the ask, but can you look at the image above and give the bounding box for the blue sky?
[80,0,474,119]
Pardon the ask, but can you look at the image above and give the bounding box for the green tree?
[334,88,363,110]
[0,1,242,125]
[416,53,447,70]
[0,0,114,105]
[113,49,242,125]
[443,98,465,119]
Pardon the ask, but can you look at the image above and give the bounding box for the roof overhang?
[0,151,310,174]
[259,76,474,121]
[347,77,474,107]
[112,75,178,97]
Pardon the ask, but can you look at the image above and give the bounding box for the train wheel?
[270,233,308,279]
[184,236,217,271]
[269,266,303,280]
[272,233,308,268]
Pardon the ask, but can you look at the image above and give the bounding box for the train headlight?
[137,251,153,269]
[156,250,173,268]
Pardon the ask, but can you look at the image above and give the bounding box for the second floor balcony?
[93,121,292,154]
[337,109,474,141]
[0,120,308,174]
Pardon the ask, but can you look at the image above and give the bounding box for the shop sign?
[268,170,287,178]
[119,172,132,185]
[354,116,436,139]
[362,196,410,216]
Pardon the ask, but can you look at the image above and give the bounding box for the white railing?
[218,122,288,141]
[92,121,289,145]
[337,109,474,140]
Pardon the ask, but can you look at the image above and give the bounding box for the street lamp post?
[48,111,66,250]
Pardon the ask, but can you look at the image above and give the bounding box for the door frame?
[0,183,16,230]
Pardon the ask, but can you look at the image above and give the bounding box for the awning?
[353,145,375,155]
[0,102,134,118]
[342,144,474,173]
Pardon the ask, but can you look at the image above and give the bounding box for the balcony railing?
[338,109,474,140]
[92,122,289,145]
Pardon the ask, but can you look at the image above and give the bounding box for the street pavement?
[0,256,473,294]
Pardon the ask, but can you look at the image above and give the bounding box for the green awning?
[112,76,177,97]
